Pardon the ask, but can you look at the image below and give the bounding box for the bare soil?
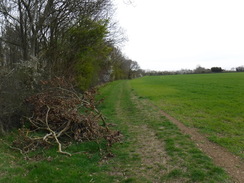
[130,124,173,182]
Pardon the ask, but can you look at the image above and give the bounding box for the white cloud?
[114,0,244,71]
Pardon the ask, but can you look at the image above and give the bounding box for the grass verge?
[0,134,114,183]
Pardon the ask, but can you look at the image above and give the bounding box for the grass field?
[0,79,232,182]
[98,80,230,182]
[130,72,244,158]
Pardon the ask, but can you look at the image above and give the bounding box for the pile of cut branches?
[13,77,120,156]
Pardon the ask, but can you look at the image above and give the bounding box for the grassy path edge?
[100,80,233,182]
[147,102,244,183]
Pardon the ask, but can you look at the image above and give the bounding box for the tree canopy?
[0,0,140,88]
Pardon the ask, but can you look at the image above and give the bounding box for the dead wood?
[12,77,121,156]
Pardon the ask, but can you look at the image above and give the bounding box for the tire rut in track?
[107,83,242,182]
[149,103,244,183]
[110,85,175,182]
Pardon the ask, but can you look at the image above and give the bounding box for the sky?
[113,0,244,71]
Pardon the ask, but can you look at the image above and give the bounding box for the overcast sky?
[113,0,244,71]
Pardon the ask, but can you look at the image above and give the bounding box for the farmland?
[130,72,244,158]
[0,73,243,182]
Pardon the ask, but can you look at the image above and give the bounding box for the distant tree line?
[144,65,244,76]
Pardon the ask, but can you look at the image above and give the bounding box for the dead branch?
[12,77,121,156]
[44,105,71,156]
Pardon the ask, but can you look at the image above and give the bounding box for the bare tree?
[0,0,113,67]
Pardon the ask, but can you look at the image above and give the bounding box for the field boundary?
[149,103,244,183]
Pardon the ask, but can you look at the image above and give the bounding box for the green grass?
[0,79,233,182]
[130,72,244,157]
[0,133,115,183]
[98,80,230,182]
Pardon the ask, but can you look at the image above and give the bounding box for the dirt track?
[156,106,244,183]
[108,82,243,182]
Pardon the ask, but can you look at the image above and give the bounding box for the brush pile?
[13,77,120,156]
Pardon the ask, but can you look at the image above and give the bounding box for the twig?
[56,86,82,100]
[57,120,71,138]
[0,138,26,156]
[45,105,71,156]
[82,99,109,131]
[43,132,53,141]
[53,132,72,156]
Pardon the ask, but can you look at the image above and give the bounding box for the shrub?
[236,66,244,72]
[211,67,223,72]
[0,64,42,134]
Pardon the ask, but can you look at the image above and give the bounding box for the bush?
[211,67,223,72]
[0,65,42,135]
[236,66,244,72]
[194,66,211,74]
